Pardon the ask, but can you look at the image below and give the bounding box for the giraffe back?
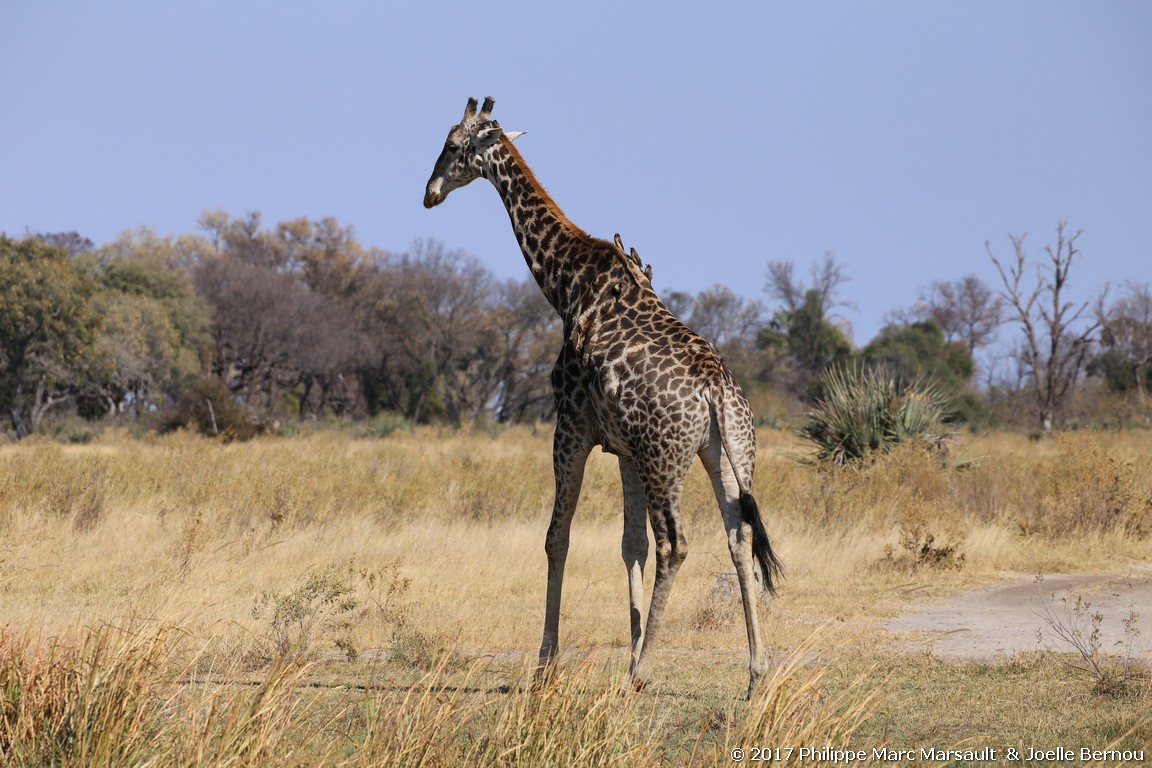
[565,238,754,476]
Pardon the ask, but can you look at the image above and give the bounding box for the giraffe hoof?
[746,671,766,701]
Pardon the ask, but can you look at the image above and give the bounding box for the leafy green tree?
[759,254,856,400]
[758,289,854,400]
[98,225,209,271]
[77,235,213,417]
[785,290,855,373]
[0,236,99,437]
[862,319,983,424]
[1090,282,1152,399]
[863,320,972,390]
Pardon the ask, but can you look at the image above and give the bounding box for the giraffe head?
[423,96,524,209]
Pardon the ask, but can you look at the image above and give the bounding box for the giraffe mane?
[500,134,590,241]
[499,133,656,287]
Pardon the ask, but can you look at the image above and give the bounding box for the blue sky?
[3,2,1149,347]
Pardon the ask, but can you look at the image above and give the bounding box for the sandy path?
[887,568,1152,660]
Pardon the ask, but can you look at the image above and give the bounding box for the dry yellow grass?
[1,425,1150,764]
[2,426,1150,650]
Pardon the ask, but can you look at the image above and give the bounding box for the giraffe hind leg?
[698,437,770,697]
[618,457,649,685]
[631,470,689,691]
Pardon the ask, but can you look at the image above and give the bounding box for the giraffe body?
[424,97,782,695]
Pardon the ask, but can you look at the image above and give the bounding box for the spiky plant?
[799,364,953,465]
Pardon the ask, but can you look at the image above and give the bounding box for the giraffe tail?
[738,491,784,596]
[711,384,784,595]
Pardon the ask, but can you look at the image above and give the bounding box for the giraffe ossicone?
[423,96,782,697]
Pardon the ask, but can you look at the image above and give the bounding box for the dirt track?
[887,568,1152,660]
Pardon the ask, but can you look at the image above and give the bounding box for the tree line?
[2,214,1149,440]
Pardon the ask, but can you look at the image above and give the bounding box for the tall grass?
[0,623,179,766]
[719,646,878,766]
[0,623,881,767]
[1,427,1149,642]
[1,425,1150,763]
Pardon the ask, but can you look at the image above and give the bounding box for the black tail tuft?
[739,491,783,595]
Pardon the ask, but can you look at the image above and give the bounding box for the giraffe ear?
[504,130,526,142]
[475,125,503,147]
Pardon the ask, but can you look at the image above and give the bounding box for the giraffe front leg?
[537,415,591,680]
[618,457,649,684]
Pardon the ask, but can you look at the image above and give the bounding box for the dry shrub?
[777,440,971,572]
[691,570,773,632]
[249,559,412,664]
[692,590,741,632]
[156,374,266,441]
[948,455,1004,525]
[878,511,967,572]
[1027,433,1151,536]
[792,441,951,531]
[1035,588,1150,699]
[779,431,1151,570]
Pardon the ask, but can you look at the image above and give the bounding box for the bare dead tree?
[988,220,1101,432]
[917,274,1003,356]
[765,252,853,316]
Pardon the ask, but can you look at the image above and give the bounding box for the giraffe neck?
[484,137,608,320]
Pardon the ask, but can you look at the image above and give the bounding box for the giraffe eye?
[445,142,462,153]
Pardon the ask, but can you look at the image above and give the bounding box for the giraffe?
[423,97,782,696]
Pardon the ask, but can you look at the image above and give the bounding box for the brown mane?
[500,134,591,241]
[498,132,657,289]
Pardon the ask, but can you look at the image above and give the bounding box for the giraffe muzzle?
[423,179,445,209]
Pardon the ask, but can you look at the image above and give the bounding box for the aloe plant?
[799,363,952,465]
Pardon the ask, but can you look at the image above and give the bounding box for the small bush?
[1035,582,1150,699]
[156,375,264,441]
[1029,434,1151,536]
[799,364,953,465]
[250,560,411,664]
[35,415,102,445]
[879,521,965,572]
[357,411,412,439]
